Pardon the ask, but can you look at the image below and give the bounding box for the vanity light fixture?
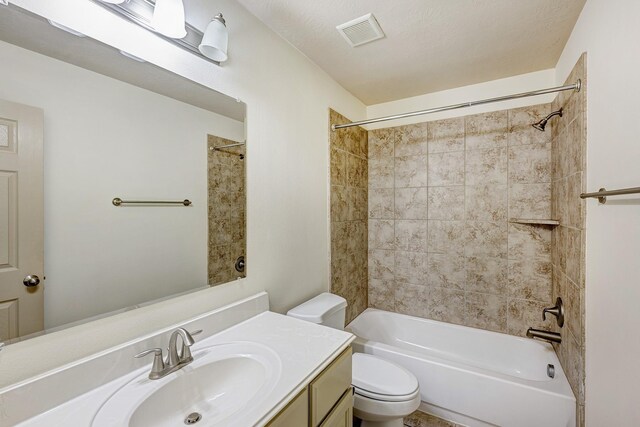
[151,0,187,39]
[199,13,228,62]
[91,0,225,65]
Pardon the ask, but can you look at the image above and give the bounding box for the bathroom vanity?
[0,293,355,426]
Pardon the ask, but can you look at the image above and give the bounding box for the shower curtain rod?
[332,80,581,131]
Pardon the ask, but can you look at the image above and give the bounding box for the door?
[0,99,44,342]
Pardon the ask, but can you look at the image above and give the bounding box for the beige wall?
[1,0,365,388]
[329,110,368,323]
[367,105,556,336]
[555,1,640,425]
[208,135,246,285]
[550,54,587,425]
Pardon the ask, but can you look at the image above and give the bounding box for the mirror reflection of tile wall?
[208,135,246,285]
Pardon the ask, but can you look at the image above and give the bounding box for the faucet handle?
[542,297,565,327]
[135,348,165,379]
[180,329,203,362]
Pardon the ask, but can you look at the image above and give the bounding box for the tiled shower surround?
[367,105,557,336]
[208,134,246,285]
[550,54,587,424]
[329,109,368,324]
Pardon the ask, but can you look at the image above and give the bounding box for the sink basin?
[92,342,281,427]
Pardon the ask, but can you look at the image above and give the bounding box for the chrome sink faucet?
[135,328,202,380]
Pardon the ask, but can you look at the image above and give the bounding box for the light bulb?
[151,0,187,39]
[199,14,228,62]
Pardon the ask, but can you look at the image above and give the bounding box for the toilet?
[287,293,420,427]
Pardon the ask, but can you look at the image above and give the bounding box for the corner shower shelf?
[509,219,560,226]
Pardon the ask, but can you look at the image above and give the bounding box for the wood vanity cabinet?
[267,347,353,427]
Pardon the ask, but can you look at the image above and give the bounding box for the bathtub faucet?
[526,328,561,344]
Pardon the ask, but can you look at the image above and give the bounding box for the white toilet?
[287,293,420,427]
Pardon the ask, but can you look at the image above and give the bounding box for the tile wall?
[329,109,368,323]
[367,104,558,336]
[550,53,587,424]
[208,134,246,285]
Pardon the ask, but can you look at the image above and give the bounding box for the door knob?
[23,275,40,287]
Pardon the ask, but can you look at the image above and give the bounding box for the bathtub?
[346,309,576,427]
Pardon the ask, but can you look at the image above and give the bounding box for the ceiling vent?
[336,13,385,47]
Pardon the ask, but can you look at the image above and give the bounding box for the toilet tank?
[286,293,347,330]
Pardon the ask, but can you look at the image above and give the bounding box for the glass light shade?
[199,15,228,62]
[151,0,187,39]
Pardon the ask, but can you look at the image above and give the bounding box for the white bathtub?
[346,308,576,427]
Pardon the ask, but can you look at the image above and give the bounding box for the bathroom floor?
[404,411,464,427]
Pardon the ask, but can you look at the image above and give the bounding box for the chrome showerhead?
[532,108,563,132]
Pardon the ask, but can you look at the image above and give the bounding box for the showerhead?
[532,108,563,132]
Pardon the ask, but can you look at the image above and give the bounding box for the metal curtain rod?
[580,187,640,204]
[112,198,192,206]
[210,141,245,151]
[332,80,582,130]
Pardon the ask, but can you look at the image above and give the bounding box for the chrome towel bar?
[112,198,192,207]
[580,187,640,204]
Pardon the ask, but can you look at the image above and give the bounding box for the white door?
[0,99,44,342]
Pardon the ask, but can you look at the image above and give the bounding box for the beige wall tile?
[427,117,465,153]
[369,157,394,189]
[509,183,551,219]
[395,282,429,317]
[330,185,348,222]
[428,151,465,185]
[368,128,395,159]
[466,184,508,221]
[395,155,428,188]
[465,147,508,185]
[466,256,508,295]
[369,249,395,280]
[567,172,585,229]
[508,143,551,184]
[395,251,428,285]
[465,111,508,150]
[395,187,429,219]
[347,153,368,188]
[507,299,548,336]
[428,186,465,220]
[369,219,395,250]
[427,220,466,254]
[465,292,508,333]
[508,223,551,260]
[566,228,584,287]
[428,288,466,325]
[508,258,552,302]
[395,220,428,252]
[396,123,428,156]
[565,279,583,344]
[348,187,368,221]
[508,104,551,146]
[368,187,394,219]
[464,221,508,258]
[330,147,346,185]
[369,278,395,311]
[427,253,466,290]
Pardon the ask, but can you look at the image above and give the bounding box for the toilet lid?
[352,353,419,402]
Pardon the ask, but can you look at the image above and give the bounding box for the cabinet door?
[319,388,353,427]
[310,347,352,426]
[267,388,308,427]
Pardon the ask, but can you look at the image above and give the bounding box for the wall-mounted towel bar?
[112,198,192,207]
[580,187,640,204]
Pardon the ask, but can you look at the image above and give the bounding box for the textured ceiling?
[236,0,586,104]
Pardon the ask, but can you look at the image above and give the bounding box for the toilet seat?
[352,353,419,402]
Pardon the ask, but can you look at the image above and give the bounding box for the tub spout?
[527,328,561,343]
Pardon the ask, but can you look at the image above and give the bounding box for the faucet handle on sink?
[180,329,203,361]
[135,348,165,380]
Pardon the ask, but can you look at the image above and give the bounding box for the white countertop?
[13,311,354,426]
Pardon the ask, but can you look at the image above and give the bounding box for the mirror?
[0,5,246,344]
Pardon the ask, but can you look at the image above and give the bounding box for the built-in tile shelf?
[509,218,560,226]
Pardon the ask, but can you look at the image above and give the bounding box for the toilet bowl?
[287,293,421,426]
